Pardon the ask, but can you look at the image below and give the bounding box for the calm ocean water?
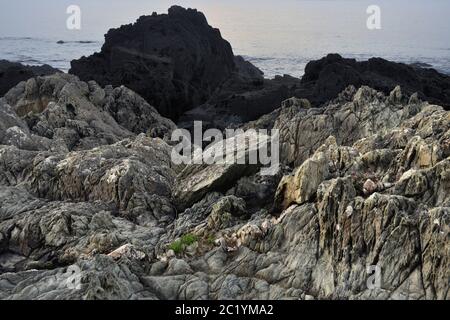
[1,0,449,78]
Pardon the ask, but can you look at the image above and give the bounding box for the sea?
[1,0,449,78]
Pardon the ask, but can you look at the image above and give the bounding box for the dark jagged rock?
[0,60,60,97]
[178,75,302,131]
[298,53,450,108]
[233,56,264,82]
[70,6,238,120]
[69,6,294,126]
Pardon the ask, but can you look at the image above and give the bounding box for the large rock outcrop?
[0,75,179,291]
[70,6,303,127]
[1,82,447,300]
[149,87,449,300]
[298,54,450,108]
[0,73,176,152]
[173,130,277,210]
[70,6,238,120]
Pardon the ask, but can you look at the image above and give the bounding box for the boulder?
[173,130,274,210]
[0,60,60,97]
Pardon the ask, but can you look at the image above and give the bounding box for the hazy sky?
[1,0,449,42]
[1,0,449,76]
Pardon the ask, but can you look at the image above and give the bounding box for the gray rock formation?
[0,68,448,299]
[0,73,176,152]
[249,85,424,167]
[152,87,448,300]
[173,130,275,210]
[0,60,60,97]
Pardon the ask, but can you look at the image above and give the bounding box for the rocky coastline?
[0,6,448,300]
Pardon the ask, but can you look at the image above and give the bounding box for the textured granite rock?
[0,73,176,152]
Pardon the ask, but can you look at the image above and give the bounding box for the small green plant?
[181,233,198,246]
[168,240,184,254]
[168,234,198,254]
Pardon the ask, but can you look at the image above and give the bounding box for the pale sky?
[0,0,449,42]
[1,0,449,77]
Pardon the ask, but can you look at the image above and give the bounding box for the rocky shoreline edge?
[0,6,448,300]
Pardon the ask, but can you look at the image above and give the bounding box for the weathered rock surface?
[157,87,449,300]
[173,130,276,210]
[0,73,180,285]
[0,60,60,97]
[1,81,447,300]
[262,85,425,167]
[0,76,179,299]
[0,135,176,225]
[0,73,176,152]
